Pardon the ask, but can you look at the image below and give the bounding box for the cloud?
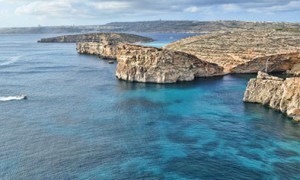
[220,4,241,12]
[184,6,201,13]
[246,0,300,13]
[15,1,79,17]
[0,10,7,18]
[90,1,132,11]
[266,1,300,12]
[1,0,298,27]
[13,0,300,18]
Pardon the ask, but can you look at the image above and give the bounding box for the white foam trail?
[0,55,22,66]
[0,95,27,102]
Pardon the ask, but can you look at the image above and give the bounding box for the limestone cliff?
[76,42,118,59]
[115,44,224,83]
[232,53,300,73]
[244,71,300,121]
[76,33,153,59]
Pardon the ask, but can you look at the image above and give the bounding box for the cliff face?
[75,30,300,84]
[76,42,118,59]
[165,30,300,74]
[115,44,224,83]
[232,53,300,73]
[38,33,153,43]
[244,71,300,121]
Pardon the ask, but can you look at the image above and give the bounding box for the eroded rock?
[287,63,300,75]
[244,71,300,121]
[76,42,118,59]
[115,44,224,83]
[76,33,153,59]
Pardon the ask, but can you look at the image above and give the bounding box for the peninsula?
[76,29,300,83]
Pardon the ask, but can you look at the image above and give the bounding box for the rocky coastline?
[244,71,300,121]
[77,29,300,84]
[73,30,300,121]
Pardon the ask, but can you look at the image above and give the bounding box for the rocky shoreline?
[244,71,300,121]
[74,30,300,120]
[76,29,300,84]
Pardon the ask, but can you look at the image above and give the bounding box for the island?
[38,33,153,43]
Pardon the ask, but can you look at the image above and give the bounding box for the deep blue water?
[1,33,300,180]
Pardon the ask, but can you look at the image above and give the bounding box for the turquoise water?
[1,33,300,179]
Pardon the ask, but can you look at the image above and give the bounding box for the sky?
[0,0,300,27]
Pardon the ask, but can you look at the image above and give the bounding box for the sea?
[1,33,300,179]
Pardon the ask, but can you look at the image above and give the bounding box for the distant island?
[1,20,300,34]
[37,33,153,43]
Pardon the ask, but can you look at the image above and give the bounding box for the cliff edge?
[243,71,300,121]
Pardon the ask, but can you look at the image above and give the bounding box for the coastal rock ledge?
[115,44,224,83]
[243,71,300,121]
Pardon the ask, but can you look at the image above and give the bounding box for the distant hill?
[0,20,300,34]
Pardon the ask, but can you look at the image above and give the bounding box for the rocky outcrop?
[244,71,300,121]
[115,44,224,83]
[232,53,300,73]
[76,42,118,59]
[38,33,153,43]
[287,63,300,75]
[165,30,300,73]
[76,33,153,59]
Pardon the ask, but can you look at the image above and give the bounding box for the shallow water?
[0,33,300,179]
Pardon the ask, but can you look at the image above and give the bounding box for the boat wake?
[0,55,22,66]
[0,95,27,102]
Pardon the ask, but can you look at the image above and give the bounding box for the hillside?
[1,20,300,34]
[165,29,300,73]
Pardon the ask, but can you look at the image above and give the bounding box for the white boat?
[0,95,27,102]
